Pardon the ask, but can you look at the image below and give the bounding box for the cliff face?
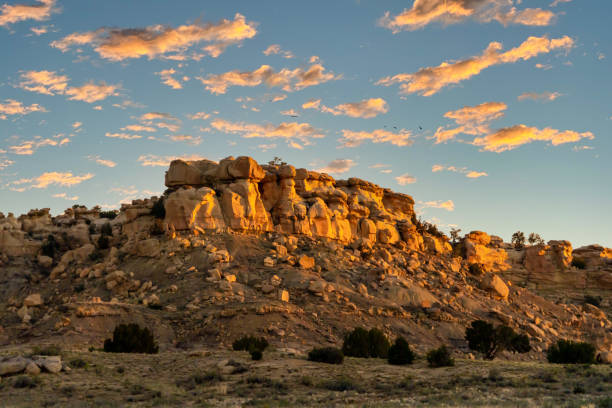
[163,156,436,251]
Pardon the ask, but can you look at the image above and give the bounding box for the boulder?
[23,293,43,307]
[298,254,315,269]
[33,355,62,373]
[480,274,509,299]
[0,356,28,376]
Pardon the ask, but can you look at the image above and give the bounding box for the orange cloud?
[377,36,573,96]
[8,137,69,155]
[11,171,93,189]
[317,159,356,174]
[64,81,119,103]
[137,154,208,167]
[52,192,79,201]
[419,200,455,211]
[433,101,507,143]
[156,68,184,89]
[121,124,156,132]
[472,125,595,152]
[87,155,116,168]
[51,14,257,60]
[379,0,555,32]
[263,44,294,59]
[302,97,388,118]
[432,164,488,178]
[395,174,417,185]
[168,134,202,145]
[105,132,142,140]
[211,118,324,146]
[339,129,413,147]
[0,0,57,27]
[197,63,340,94]
[187,112,210,120]
[517,91,562,101]
[19,70,68,95]
[0,99,46,118]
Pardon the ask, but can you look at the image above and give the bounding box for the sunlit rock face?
[162,155,423,246]
[463,230,509,273]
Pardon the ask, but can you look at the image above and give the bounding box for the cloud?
[121,124,156,132]
[139,112,179,121]
[317,159,356,174]
[211,118,324,146]
[187,112,210,120]
[379,0,555,32]
[263,44,294,59]
[105,132,142,140]
[168,134,202,145]
[0,0,57,27]
[472,125,595,152]
[51,13,257,60]
[8,136,70,155]
[395,173,417,185]
[11,171,93,189]
[433,164,488,178]
[87,155,116,167]
[197,63,340,94]
[281,109,299,117]
[0,99,46,118]
[377,35,574,96]
[72,121,82,129]
[30,25,47,35]
[52,192,79,201]
[339,128,413,147]
[433,101,507,143]
[257,143,277,152]
[419,200,455,211]
[0,158,15,170]
[156,68,184,89]
[518,91,562,101]
[302,97,388,118]
[137,154,208,167]
[550,0,572,6]
[18,70,118,103]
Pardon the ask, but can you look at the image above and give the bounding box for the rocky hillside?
[0,155,610,362]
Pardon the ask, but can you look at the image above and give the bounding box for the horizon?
[0,0,610,248]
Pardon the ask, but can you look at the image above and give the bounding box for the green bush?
[342,327,390,358]
[99,210,117,220]
[250,350,263,360]
[547,340,596,364]
[427,345,454,367]
[97,235,110,249]
[308,347,344,364]
[584,295,602,307]
[101,222,113,236]
[103,323,159,354]
[465,320,531,359]
[388,337,415,365]
[232,335,269,353]
[41,235,59,258]
[572,257,587,269]
[151,198,166,219]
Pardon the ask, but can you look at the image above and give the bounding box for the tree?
[268,157,286,166]
[465,320,531,360]
[388,337,415,365]
[342,327,390,358]
[528,233,544,246]
[450,228,462,245]
[511,231,525,250]
[547,340,596,364]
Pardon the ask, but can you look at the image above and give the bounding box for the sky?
[0,0,610,248]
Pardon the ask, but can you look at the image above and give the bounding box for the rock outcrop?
[463,231,509,273]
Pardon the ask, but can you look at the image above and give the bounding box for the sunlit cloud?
[302,97,388,118]
[418,199,455,211]
[572,145,593,152]
[139,111,179,121]
[64,81,119,103]
[18,70,118,103]
[121,124,156,132]
[0,0,57,27]
[377,36,574,96]
[257,143,277,152]
[339,128,413,147]
[211,118,324,146]
[51,13,257,61]
[156,68,185,89]
[168,134,202,145]
[263,44,294,59]
[105,132,142,140]
[137,154,208,167]
[52,192,79,201]
[0,158,15,170]
[0,99,46,119]
[472,125,595,152]
[379,0,555,32]
[87,155,116,167]
[317,159,356,174]
[187,111,210,120]
[395,173,417,185]
[535,63,553,70]
[197,63,340,94]
[281,109,299,117]
[10,171,93,189]
[433,101,507,143]
[518,91,562,101]
[550,0,572,6]
[432,164,488,178]
[30,25,48,35]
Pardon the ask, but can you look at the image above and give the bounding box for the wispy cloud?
[0,99,46,119]
[317,159,356,174]
[52,192,79,201]
[211,118,324,148]
[339,128,413,147]
[432,164,488,178]
[518,91,562,101]
[472,125,594,152]
[87,155,116,167]
[433,101,507,143]
[395,173,417,185]
[197,63,340,94]
[137,154,208,167]
[8,136,70,155]
[302,97,388,118]
[10,171,93,189]
[105,132,142,140]
[263,44,294,59]
[379,0,555,32]
[418,199,455,211]
[156,68,185,89]
[18,70,118,103]
[0,0,57,27]
[377,36,574,96]
[51,13,257,60]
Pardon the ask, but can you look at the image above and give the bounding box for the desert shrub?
[572,257,587,269]
[103,323,159,354]
[88,250,103,262]
[69,358,87,368]
[465,320,531,359]
[32,344,61,356]
[308,347,344,364]
[99,210,117,220]
[41,235,59,258]
[584,295,602,307]
[232,335,269,353]
[101,222,113,236]
[342,327,390,358]
[250,350,263,360]
[321,376,360,392]
[547,340,596,364]
[511,231,525,250]
[97,235,109,250]
[388,337,415,365]
[151,198,166,219]
[177,371,223,389]
[13,375,37,389]
[427,345,454,367]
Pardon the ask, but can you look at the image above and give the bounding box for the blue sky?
[0,0,610,247]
